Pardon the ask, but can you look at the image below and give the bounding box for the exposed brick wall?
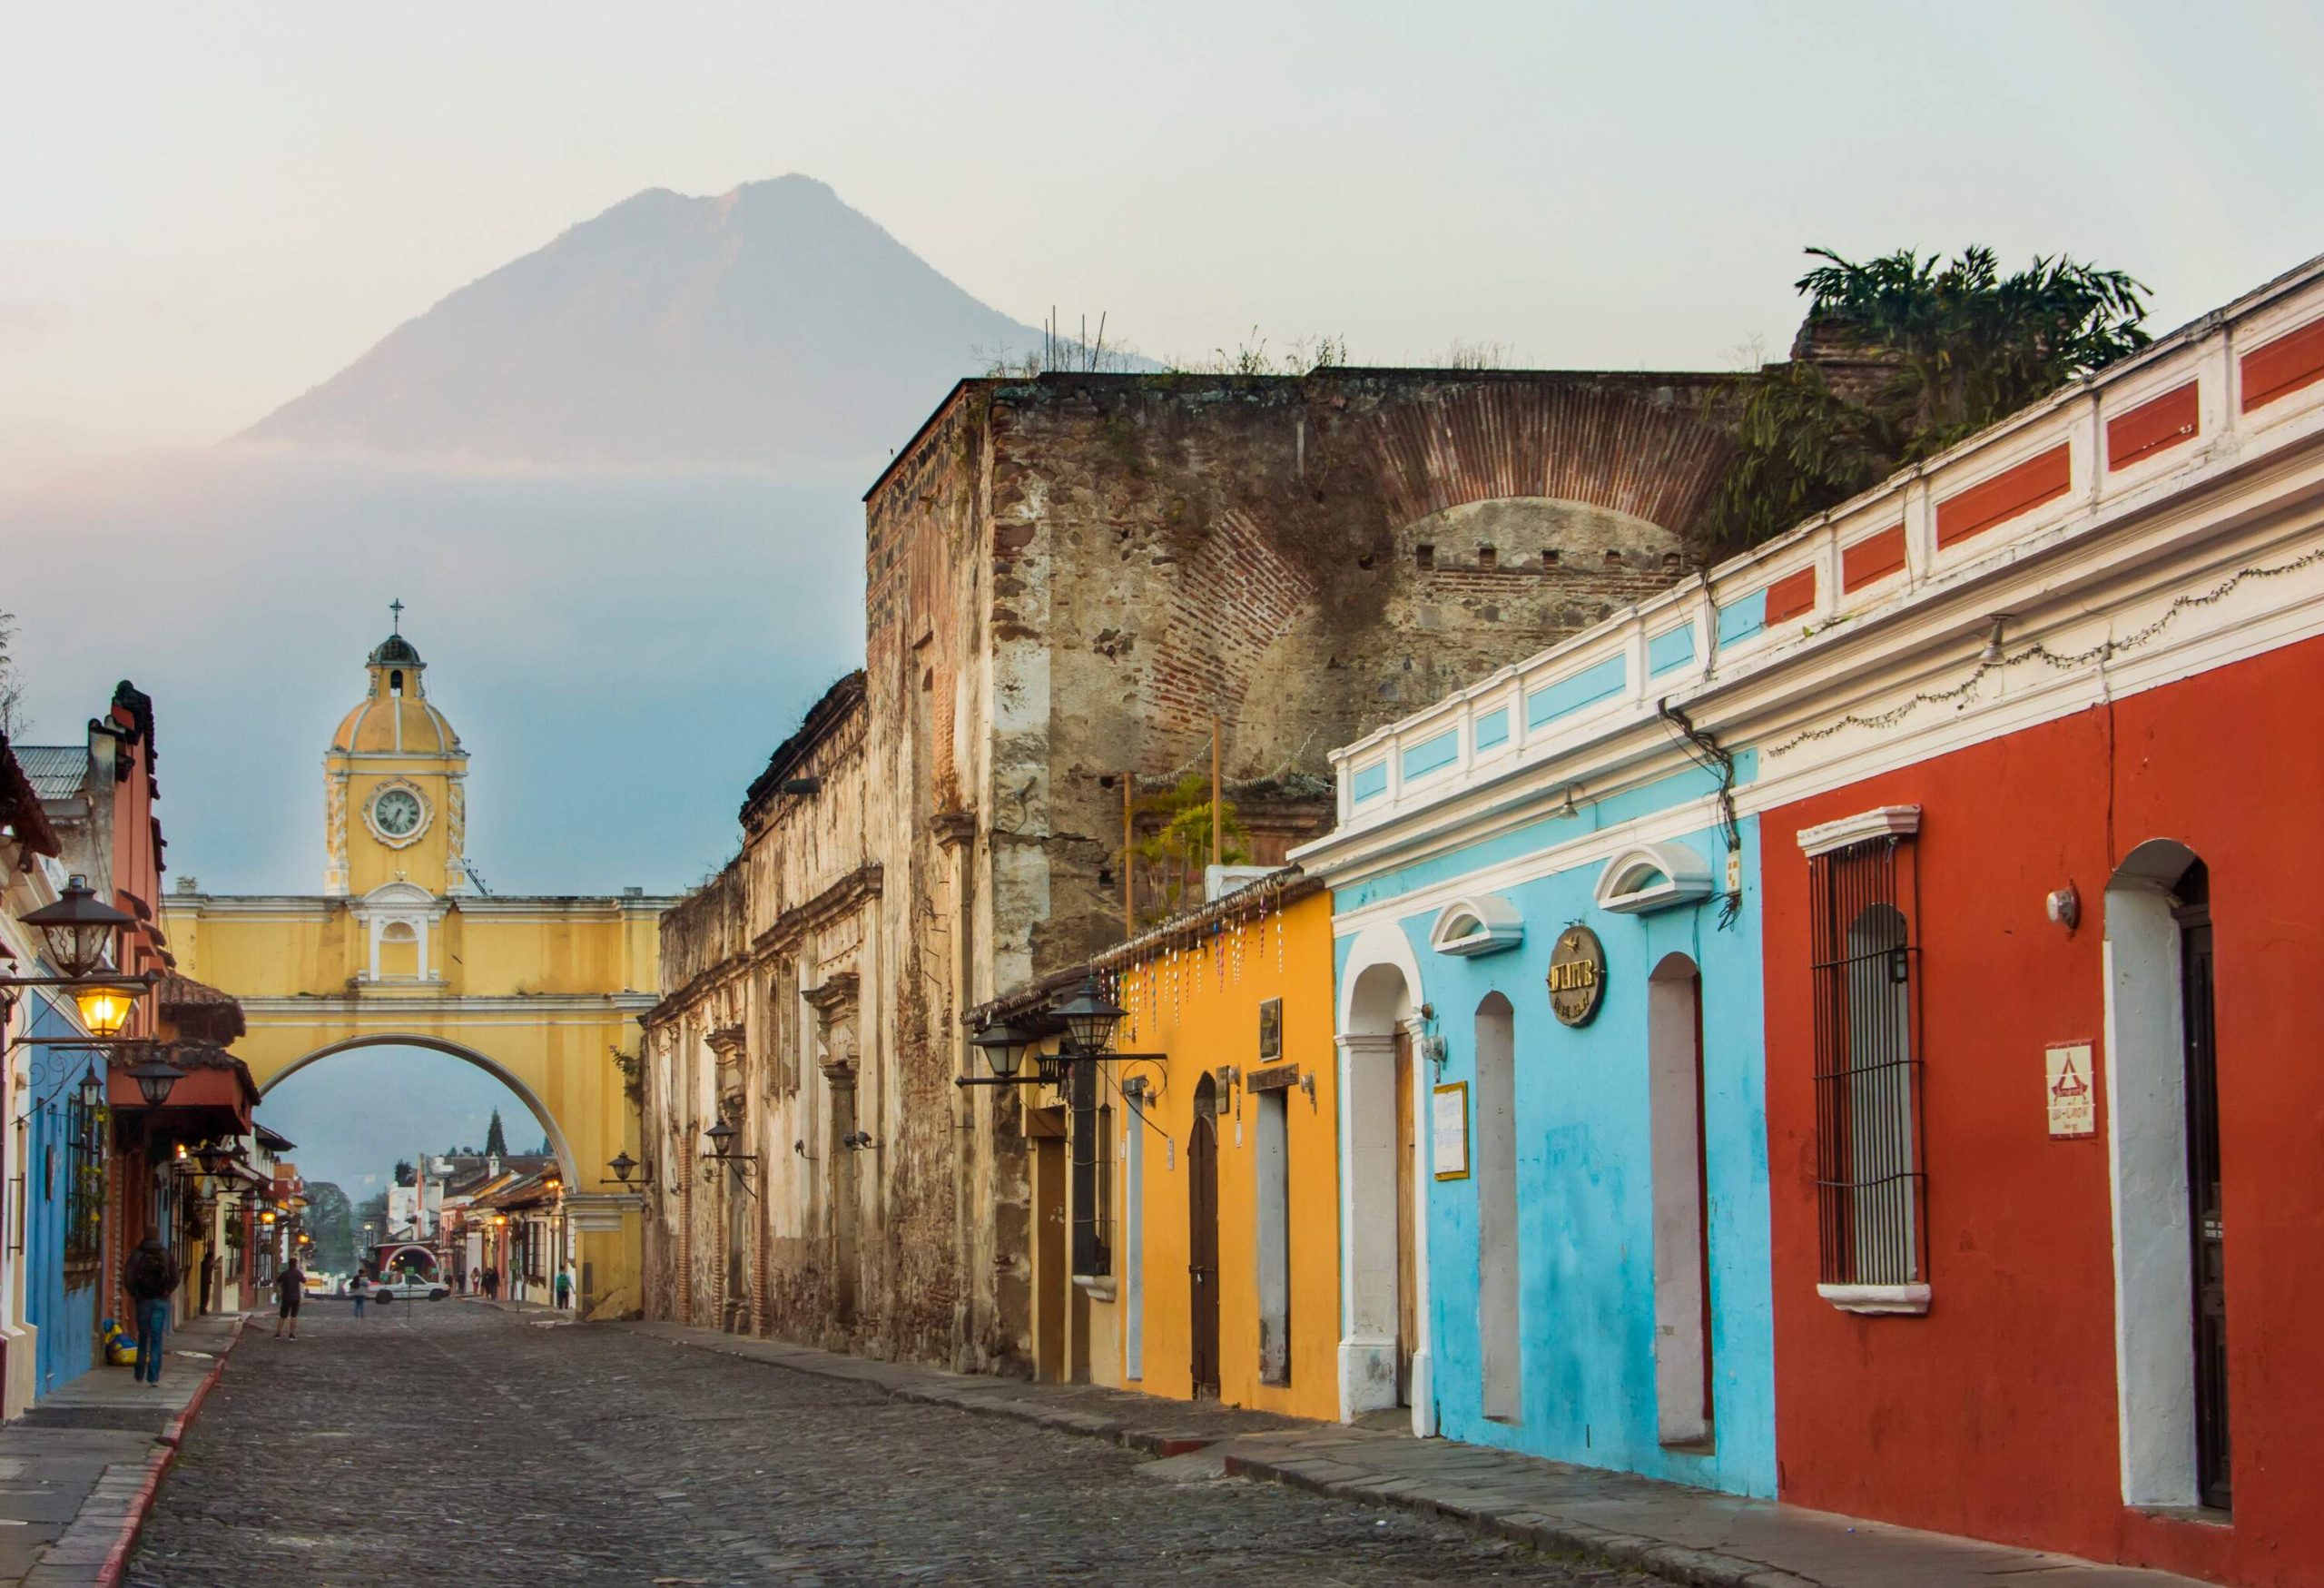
[681,364,1744,1379]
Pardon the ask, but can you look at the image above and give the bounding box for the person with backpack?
[273,1257,305,1339]
[121,1228,180,1386]
[554,1263,573,1311]
[349,1269,369,1319]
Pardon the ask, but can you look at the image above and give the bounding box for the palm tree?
[1705,246,2150,551]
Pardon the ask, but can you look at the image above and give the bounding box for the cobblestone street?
[127,1304,1648,1586]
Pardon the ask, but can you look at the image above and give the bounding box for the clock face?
[372,787,424,838]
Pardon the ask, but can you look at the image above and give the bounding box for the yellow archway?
[160,615,674,1317]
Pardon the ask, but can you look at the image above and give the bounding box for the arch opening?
[1649,952,1713,1448]
[257,1034,579,1189]
[2104,838,2227,1510]
[1473,992,1520,1424]
[1336,920,1431,1433]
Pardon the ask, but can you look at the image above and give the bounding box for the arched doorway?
[2104,839,2228,1511]
[1336,920,1431,1432]
[1648,952,1713,1449]
[1188,1073,1221,1398]
[1472,992,1520,1425]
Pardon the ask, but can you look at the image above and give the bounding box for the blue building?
[1299,577,1793,1497]
[23,989,105,1403]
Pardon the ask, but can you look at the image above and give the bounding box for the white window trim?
[1427,893,1524,957]
[1817,1281,1931,1316]
[1595,842,1715,915]
[1797,804,1922,857]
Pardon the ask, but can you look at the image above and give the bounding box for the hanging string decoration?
[1767,543,2324,757]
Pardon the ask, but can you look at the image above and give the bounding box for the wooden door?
[1393,1030,1417,1406]
[1188,1108,1221,1397]
[2177,866,2230,1510]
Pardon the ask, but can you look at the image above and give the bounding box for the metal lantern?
[71,977,143,1038]
[22,875,132,978]
[607,1150,637,1185]
[1051,975,1127,1055]
[970,1018,1039,1080]
[75,1062,103,1116]
[123,1057,185,1109]
[703,1118,738,1159]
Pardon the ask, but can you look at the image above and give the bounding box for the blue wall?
[24,993,101,1401]
[1358,816,1775,1495]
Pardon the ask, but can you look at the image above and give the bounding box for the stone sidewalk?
[0,1312,243,1588]
[627,1319,2206,1588]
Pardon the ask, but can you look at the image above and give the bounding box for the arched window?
[389,668,405,695]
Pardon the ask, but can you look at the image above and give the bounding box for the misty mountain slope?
[238,175,1051,465]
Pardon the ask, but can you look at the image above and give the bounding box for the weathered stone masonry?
[648,366,1743,1377]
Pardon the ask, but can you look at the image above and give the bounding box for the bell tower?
[323,602,468,899]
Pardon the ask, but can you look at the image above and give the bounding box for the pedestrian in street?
[483,1266,498,1300]
[349,1270,368,1319]
[274,1257,305,1339]
[122,1228,180,1387]
[555,1263,573,1311]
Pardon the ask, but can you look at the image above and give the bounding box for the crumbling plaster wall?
[848,367,1737,1378]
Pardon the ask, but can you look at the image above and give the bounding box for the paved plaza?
[124,1303,1648,1586]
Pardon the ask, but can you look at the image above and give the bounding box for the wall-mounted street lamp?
[23,875,131,979]
[123,1057,185,1109]
[960,974,1162,1089]
[603,1149,655,1189]
[700,1116,760,1196]
[4,879,165,1095]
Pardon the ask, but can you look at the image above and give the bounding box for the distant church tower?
[323,603,468,899]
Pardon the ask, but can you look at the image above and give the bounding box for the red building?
[1728,256,2324,1584]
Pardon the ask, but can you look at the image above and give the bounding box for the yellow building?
[160,616,675,1316]
[993,874,1342,1420]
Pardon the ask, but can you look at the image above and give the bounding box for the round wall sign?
[1546,925,1607,1027]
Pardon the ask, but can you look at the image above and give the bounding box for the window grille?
[1069,1063,1112,1278]
[64,1087,105,1269]
[1808,833,1925,1287]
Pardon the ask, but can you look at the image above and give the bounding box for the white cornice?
[1797,806,1922,857]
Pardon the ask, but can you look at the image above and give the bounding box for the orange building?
[990,875,1343,1417]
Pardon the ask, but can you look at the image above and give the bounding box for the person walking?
[122,1228,180,1386]
[273,1257,305,1339]
[554,1263,573,1311]
[482,1266,498,1301]
[349,1270,368,1319]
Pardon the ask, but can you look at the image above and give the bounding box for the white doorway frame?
[1335,919,1433,1435]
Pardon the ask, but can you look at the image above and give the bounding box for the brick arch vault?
[1137,373,1738,776]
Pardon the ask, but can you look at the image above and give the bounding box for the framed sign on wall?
[1257,997,1282,1060]
[1433,1081,1471,1180]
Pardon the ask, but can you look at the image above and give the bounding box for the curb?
[89,1317,245,1588]
[1219,1446,1805,1588]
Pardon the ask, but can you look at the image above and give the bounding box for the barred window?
[1809,833,1925,1292]
[64,1083,106,1269]
[1070,1062,1112,1278]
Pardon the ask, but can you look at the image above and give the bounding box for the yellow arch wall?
[162,891,671,1316]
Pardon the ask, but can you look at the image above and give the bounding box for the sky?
[5,2,2321,1158]
[6,1,2319,472]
